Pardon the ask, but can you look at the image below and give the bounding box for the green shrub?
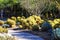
[32,25,39,31]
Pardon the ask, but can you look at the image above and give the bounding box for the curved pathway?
[8,29,44,40]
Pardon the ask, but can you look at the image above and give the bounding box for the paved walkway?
[8,29,44,40]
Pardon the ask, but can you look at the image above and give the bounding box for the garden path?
[8,29,44,40]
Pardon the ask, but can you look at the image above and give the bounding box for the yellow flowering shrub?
[0,27,3,33]
[19,25,23,28]
[17,16,21,22]
[26,15,44,25]
[0,34,17,40]
[5,18,16,28]
[3,28,8,33]
[17,15,44,29]
[11,25,16,28]
[48,19,60,29]
[0,26,8,33]
[22,16,25,19]
[6,19,16,25]
[11,16,16,21]
[0,20,4,25]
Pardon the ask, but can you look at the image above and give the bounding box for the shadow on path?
[8,30,44,40]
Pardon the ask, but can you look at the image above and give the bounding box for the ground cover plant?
[0,33,17,40]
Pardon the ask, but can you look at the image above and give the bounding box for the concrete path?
[8,29,44,40]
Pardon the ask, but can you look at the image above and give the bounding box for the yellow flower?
[54,20,59,24]
[12,25,16,28]
[19,25,23,28]
[11,16,16,21]
[55,19,60,22]
[0,26,8,33]
[0,20,4,25]
[7,19,16,25]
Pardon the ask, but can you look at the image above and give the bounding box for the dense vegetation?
[0,0,60,29]
[0,0,60,40]
[0,0,60,19]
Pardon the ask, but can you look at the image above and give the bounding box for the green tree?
[0,0,19,18]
